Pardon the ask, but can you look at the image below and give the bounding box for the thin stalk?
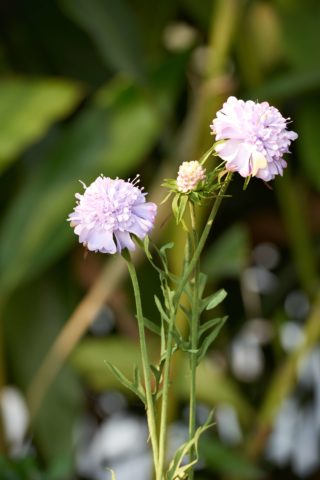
[124,252,159,476]
[174,173,232,305]
[158,174,232,478]
[157,307,175,480]
[188,203,200,480]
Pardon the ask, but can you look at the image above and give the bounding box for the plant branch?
[124,251,159,475]
[188,202,200,480]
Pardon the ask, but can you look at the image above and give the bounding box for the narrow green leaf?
[177,194,188,224]
[198,272,208,298]
[204,289,227,311]
[160,191,172,205]
[106,362,145,403]
[159,242,175,255]
[160,317,166,358]
[142,236,153,261]
[72,337,254,424]
[150,364,161,384]
[198,316,228,338]
[143,316,161,336]
[133,365,141,390]
[172,194,179,223]
[171,328,191,353]
[154,295,170,323]
[197,317,227,365]
[167,412,214,480]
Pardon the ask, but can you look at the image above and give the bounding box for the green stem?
[174,173,232,304]
[124,252,159,476]
[188,203,200,480]
[157,174,232,478]
[157,308,174,480]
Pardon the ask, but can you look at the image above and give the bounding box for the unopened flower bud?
[176,161,206,193]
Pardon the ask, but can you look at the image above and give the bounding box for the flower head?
[176,160,206,193]
[210,96,298,181]
[68,175,157,254]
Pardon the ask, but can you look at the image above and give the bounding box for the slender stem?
[124,253,159,476]
[157,308,174,480]
[188,203,200,480]
[174,173,232,304]
[157,174,232,478]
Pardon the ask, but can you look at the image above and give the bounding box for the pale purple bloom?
[210,96,298,181]
[68,175,157,254]
[176,160,206,193]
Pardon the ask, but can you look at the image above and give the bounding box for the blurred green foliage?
[0,0,319,478]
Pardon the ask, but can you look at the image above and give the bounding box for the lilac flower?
[68,175,157,254]
[176,161,206,193]
[210,96,298,181]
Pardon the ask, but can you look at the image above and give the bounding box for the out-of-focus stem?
[247,292,320,459]
[124,253,159,475]
[207,0,242,78]
[188,203,200,480]
[275,172,318,297]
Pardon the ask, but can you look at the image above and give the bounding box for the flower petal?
[114,231,136,252]
[87,229,116,254]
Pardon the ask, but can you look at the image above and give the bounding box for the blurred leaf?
[128,0,177,58]
[34,370,83,464]
[5,278,83,466]
[0,78,84,174]
[0,56,187,297]
[200,436,261,478]
[60,0,146,82]
[0,455,42,480]
[202,223,249,280]
[72,336,254,424]
[237,2,282,87]
[277,1,320,70]
[296,98,320,192]
[250,70,320,101]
